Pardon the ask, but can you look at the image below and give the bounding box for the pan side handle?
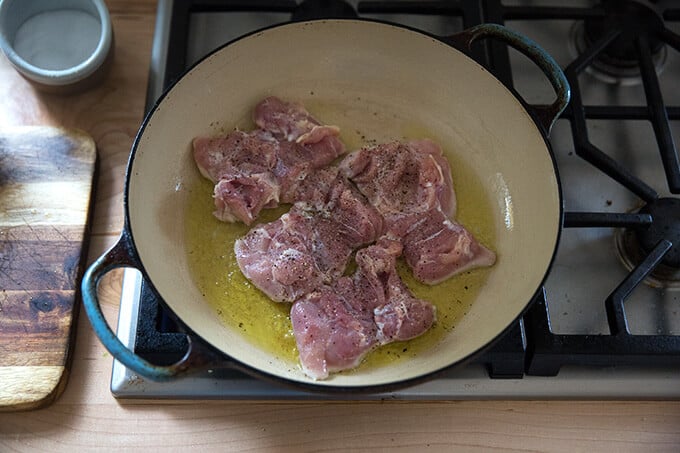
[448,23,571,135]
[81,231,222,381]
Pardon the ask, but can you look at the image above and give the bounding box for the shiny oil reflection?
[494,172,514,230]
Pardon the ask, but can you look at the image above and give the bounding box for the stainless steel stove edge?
[111,271,680,400]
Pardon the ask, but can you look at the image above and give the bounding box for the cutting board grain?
[0,126,97,411]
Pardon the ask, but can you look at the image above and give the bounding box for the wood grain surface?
[0,1,678,451]
[0,127,96,411]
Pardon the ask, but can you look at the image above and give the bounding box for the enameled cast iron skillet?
[82,20,570,392]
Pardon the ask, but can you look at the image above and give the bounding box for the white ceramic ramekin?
[0,0,113,92]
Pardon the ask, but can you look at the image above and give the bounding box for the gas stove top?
[111,0,680,399]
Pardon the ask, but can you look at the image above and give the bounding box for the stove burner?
[570,0,667,85]
[292,0,357,21]
[637,198,680,267]
[616,197,680,287]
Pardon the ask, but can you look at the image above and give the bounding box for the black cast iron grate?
[134,0,680,380]
[479,0,680,375]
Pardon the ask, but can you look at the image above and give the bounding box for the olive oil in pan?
[185,185,299,362]
[184,135,495,372]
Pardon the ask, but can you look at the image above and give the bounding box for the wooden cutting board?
[0,126,97,411]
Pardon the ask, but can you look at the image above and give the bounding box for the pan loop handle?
[448,23,571,135]
[81,230,221,381]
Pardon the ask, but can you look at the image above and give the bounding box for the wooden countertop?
[0,1,679,451]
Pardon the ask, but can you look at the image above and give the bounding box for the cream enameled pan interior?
[127,20,561,387]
